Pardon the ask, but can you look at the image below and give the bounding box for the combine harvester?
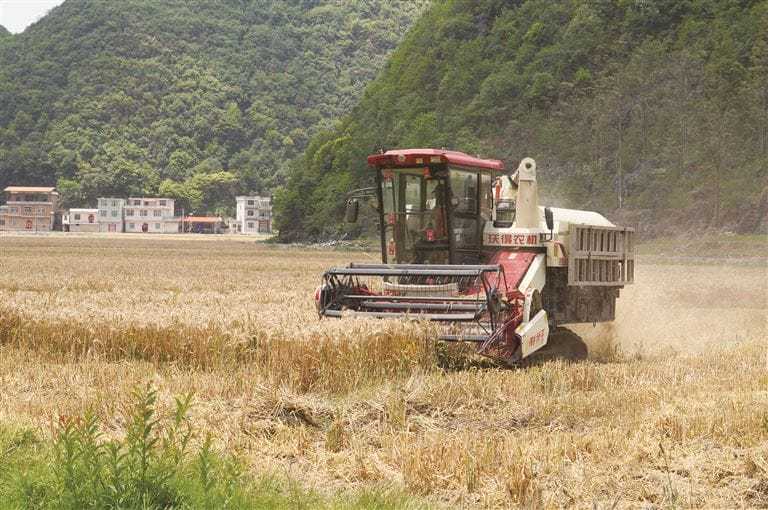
[315,149,634,365]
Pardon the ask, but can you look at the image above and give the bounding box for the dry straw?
[0,236,766,507]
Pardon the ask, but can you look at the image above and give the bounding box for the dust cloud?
[573,260,768,357]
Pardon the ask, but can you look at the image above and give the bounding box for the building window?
[99,210,107,217]
[74,213,81,221]
[128,223,135,229]
[140,210,148,217]
[10,207,17,214]
[133,200,141,206]
[126,209,134,217]
[247,222,254,229]
[154,223,161,230]
[247,200,254,206]
[112,200,118,207]
[247,210,254,217]
[144,201,150,206]
[111,210,118,217]
[23,207,32,215]
[159,200,166,206]
[153,210,161,217]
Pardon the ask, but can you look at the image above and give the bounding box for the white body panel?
[514,158,540,228]
[549,207,615,231]
[517,309,549,358]
[518,253,546,293]
[483,207,614,267]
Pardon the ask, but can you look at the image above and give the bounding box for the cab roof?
[368,149,504,171]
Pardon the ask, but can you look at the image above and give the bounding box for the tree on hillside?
[276,0,768,240]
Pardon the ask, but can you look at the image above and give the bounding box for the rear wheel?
[526,327,588,363]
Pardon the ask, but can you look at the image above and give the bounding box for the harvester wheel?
[527,327,588,364]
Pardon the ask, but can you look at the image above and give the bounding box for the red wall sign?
[485,233,538,246]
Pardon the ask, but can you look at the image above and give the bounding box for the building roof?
[367,149,504,171]
[4,186,57,193]
[182,216,223,223]
[68,208,98,213]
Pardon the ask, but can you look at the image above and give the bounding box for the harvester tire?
[528,327,588,364]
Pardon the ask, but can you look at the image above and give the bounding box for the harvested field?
[0,234,766,508]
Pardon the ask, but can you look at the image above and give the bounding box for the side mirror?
[345,198,360,223]
[544,207,554,231]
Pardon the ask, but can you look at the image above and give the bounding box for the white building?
[235,196,272,234]
[63,208,99,232]
[226,218,240,234]
[124,197,180,234]
[97,197,125,233]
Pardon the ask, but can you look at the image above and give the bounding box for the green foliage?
[0,386,429,510]
[5,385,246,509]
[0,0,427,214]
[56,178,85,210]
[278,0,768,240]
[158,171,238,215]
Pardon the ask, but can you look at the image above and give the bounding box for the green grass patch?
[0,385,427,510]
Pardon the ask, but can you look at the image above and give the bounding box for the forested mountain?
[0,0,426,214]
[276,0,768,240]
[0,26,10,38]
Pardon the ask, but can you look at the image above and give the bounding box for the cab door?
[444,169,496,264]
[379,168,449,264]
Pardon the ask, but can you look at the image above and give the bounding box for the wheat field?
[0,234,766,508]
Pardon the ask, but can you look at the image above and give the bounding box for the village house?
[124,197,180,233]
[235,195,272,234]
[63,208,99,232]
[97,197,125,233]
[0,186,59,232]
[182,216,225,234]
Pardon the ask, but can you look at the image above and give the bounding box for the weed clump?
[3,385,253,509]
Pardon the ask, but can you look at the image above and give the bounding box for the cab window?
[450,169,480,256]
[380,168,449,264]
